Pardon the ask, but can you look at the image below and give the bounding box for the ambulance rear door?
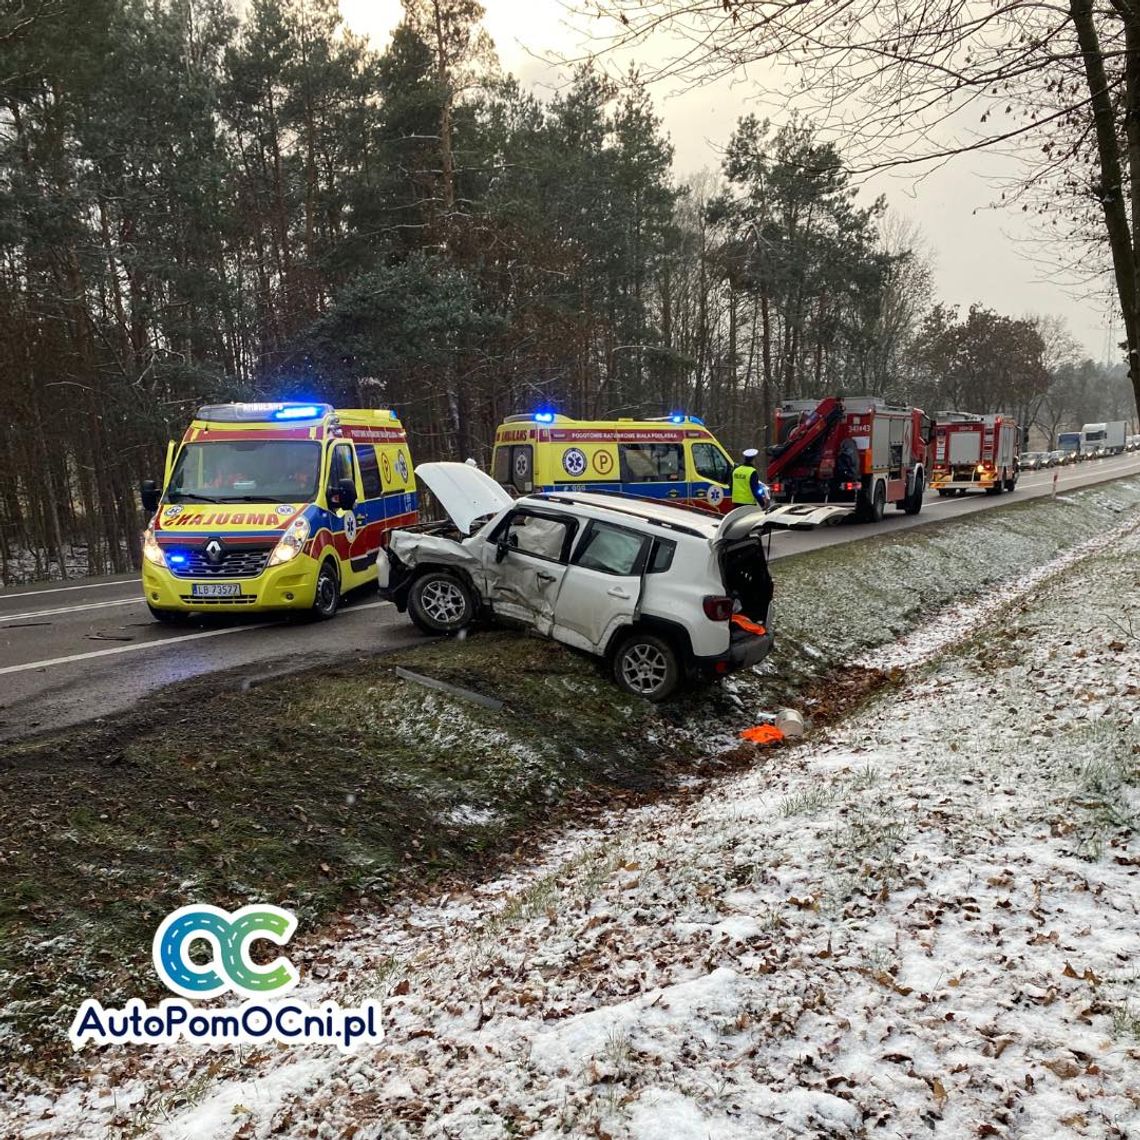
[494,441,534,494]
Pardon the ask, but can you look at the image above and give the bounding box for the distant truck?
[930,412,1019,496]
[764,396,932,525]
[1081,421,1127,455]
[1057,430,1083,459]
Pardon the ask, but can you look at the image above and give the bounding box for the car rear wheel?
[311,560,340,620]
[408,570,475,635]
[613,632,681,702]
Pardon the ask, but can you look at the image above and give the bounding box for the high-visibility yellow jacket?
[732,463,759,504]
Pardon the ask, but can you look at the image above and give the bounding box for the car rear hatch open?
[710,506,773,626]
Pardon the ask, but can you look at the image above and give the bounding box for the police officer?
[732,448,771,508]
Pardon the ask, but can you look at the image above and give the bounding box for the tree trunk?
[1071,0,1140,413]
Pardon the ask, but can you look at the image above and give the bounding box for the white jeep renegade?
[377,463,774,701]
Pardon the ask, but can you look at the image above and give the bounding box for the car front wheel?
[613,632,681,702]
[408,570,475,635]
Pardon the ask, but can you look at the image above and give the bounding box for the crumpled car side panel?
[378,531,485,604]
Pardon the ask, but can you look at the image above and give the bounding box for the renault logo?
[205,539,224,564]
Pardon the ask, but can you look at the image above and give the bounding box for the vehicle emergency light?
[534,411,555,423]
[273,404,324,420]
[195,402,333,423]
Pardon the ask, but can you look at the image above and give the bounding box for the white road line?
[0,579,140,601]
[0,601,389,677]
[2,598,145,623]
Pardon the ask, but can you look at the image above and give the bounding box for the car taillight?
[703,595,734,621]
[769,482,782,493]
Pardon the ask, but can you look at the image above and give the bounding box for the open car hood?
[415,462,514,534]
[710,504,770,549]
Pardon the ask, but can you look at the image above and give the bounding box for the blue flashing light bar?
[168,553,188,566]
[534,411,555,423]
[274,405,324,421]
[670,413,685,423]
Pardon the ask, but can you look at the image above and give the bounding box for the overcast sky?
[340,0,1115,361]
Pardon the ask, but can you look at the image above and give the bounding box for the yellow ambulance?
[491,413,737,512]
[140,403,416,621]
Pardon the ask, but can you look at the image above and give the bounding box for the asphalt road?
[2,452,1139,741]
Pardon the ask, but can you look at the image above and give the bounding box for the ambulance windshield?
[167,440,322,503]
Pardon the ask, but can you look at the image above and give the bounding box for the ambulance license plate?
[191,582,242,598]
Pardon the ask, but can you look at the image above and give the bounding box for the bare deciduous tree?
[582,0,1140,417]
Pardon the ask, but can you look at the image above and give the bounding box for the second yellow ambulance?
[491,413,738,513]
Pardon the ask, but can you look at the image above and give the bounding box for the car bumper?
[141,556,321,613]
[693,627,774,676]
[376,549,413,611]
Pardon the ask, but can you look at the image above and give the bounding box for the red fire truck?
[764,396,933,526]
[930,412,1019,496]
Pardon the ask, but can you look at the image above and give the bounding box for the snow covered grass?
[767,477,1140,686]
[6,494,1140,1138]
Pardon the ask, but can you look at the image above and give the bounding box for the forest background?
[1,0,1133,578]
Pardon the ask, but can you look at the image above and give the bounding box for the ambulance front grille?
[177,595,258,605]
[169,549,271,578]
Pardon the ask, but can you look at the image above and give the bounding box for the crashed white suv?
[377,463,775,701]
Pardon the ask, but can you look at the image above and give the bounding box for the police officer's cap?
[742,448,759,459]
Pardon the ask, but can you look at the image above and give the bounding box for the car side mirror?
[495,538,510,563]
[140,479,160,513]
[334,478,357,510]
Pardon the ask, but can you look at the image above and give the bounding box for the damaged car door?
[551,519,648,653]
[483,508,577,634]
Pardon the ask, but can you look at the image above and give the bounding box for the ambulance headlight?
[142,528,166,568]
[268,517,311,566]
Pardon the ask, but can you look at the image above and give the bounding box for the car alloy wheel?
[420,577,468,626]
[619,641,670,696]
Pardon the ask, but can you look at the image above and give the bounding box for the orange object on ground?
[730,613,767,636]
[740,724,785,745]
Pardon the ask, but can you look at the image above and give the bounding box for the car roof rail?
[527,492,710,538]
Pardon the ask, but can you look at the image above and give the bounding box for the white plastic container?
[774,708,805,738]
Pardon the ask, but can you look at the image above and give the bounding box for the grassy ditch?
[2,478,1139,1083]
[768,479,1140,687]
